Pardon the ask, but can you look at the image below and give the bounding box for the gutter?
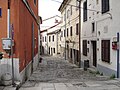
[22,0,39,25]
[117,33,119,78]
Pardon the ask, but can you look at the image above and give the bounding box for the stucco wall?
[81,0,120,76]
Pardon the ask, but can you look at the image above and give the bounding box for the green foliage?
[110,74,116,79]
[96,71,100,74]
[100,72,103,76]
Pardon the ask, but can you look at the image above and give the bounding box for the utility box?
[2,38,14,50]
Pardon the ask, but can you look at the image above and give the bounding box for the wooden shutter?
[76,23,79,35]
[83,1,87,22]
[70,26,72,36]
[0,8,2,17]
[83,40,87,56]
[101,40,110,63]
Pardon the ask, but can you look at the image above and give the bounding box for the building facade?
[40,30,48,55]
[0,0,40,82]
[81,0,120,77]
[58,0,80,65]
[47,29,61,56]
[40,22,61,56]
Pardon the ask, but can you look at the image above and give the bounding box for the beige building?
[58,0,80,65]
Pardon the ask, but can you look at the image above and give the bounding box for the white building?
[40,22,61,56]
[81,0,120,77]
[47,28,61,56]
[40,30,48,55]
[40,15,62,55]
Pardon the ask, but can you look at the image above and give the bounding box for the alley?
[19,56,120,90]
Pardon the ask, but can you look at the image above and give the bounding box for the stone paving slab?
[3,86,16,90]
[19,55,120,90]
[54,83,67,90]
[77,85,120,90]
[0,86,4,90]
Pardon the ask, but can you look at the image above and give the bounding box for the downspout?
[78,0,81,68]
[8,0,15,86]
[56,32,58,54]
[65,7,67,60]
[117,32,119,78]
[7,1,10,38]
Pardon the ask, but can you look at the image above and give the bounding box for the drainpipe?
[117,32,119,78]
[65,7,67,60]
[8,0,15,86]
[78,0,81,68]
[7,0,10,38]
[8,0,16,86]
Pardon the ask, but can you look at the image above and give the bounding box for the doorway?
[91,41,97,67]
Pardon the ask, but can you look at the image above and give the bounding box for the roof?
[47,29,61,35]
[40,21,62,33]
[58,0,68,12]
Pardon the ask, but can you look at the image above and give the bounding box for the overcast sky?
[39,0,63,20]
[39,0,63,30]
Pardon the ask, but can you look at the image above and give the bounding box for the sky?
[38,0,63,30]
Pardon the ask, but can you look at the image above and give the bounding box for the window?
[53,35,54,42]
[70,26,72,36]
[49,36,51,42]
[0,8,2,17]
[45,36,46,42]
[34,0,36,5]
[49,47,50,54]
[64,13,66,21]
[61,31,63,37]
[53,48,55,53]
[67,9,70,18]
[60,36,61,41]
[83,40,87,56]
[76,23,79,35]
[92,22,95,33]
[43,37,44,42]
[76,50,79,62]
[101,40,110,63]
[76,0,79,10]
[70,49,72,58]
[83,1,87,22]
[96,0,99,4]
[67,28,69,37]
[70,6,72,15]
[64,30,66,37]
[102,0,109,14]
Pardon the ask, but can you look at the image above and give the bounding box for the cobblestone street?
[19,55,120,90]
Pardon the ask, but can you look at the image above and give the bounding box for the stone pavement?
[19,55,120,90]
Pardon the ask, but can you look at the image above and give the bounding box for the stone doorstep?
[77,85,120,90]
[19,87,54,90]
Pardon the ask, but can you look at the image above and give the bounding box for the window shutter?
[83,40,87,56]
[76,23,79,35]
[106,0,109,12]
[83,1,87,22]
[101,40,110,63]
[0,8,2,17]
[67,28,68,36]
[70,26,72,36]
[102,0,109,13]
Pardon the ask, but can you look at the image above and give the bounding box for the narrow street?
[19,55,120,90]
